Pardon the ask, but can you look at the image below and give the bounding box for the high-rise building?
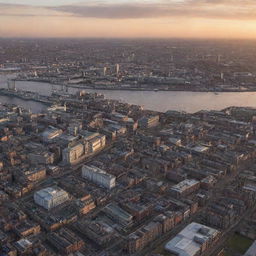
[7,80,16,91]
[217,54,221,63]
[116,64,120,76]
[103,67,107,76]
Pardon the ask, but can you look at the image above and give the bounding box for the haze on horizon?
[0,0,256,39]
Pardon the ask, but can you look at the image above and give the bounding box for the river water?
[1,75,256,113]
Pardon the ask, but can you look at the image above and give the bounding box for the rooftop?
[34,187,68,201]
[165,222,220,256]
[171,179,200,193]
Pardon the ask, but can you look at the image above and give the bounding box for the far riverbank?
[22,78,256,93]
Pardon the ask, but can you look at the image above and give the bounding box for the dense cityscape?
[0,38,256,256]
[2,0,256,254]
[1,39,256,92]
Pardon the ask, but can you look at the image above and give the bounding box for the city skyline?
[0,0,256,39]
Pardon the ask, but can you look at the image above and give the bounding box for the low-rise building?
[126,220,162,253]
[28,151,55,165]
[165,222,221,256]
[170,179,200,198]
[62,143,85,165]
[34,187,69,210]
[138,115,159,129]
[74,195,96,215]
[82,165,116,189]
[47,228,84,254]
[74,220,116,246]
[82,130,106,153]
[41,126,63,142]
[103,203,133,227]
[24,167,46,182]
[14,220,41,237]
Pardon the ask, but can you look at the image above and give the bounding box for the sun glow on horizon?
[0,0,256,39]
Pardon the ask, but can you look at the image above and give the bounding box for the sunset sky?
[0,0,256,38]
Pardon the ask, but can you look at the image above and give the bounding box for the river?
[0,75,46,113]
[1,75,256,113]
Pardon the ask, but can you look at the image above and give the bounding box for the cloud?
[0,3,71,17]
[1,0,256,20]
[50,1,256,20]
[51,4,172,19]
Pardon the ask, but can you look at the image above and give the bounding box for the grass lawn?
[225,233,254,256]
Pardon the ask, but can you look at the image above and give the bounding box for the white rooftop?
[35,187,68,201]
[165,222,220,256]
[83,165,116,179]
[192,145,209,153]
[243,184,256,193]
[171,179,200,193]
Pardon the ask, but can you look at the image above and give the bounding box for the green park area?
[225,233,254,256]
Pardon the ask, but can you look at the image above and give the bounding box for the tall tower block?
[7,80,16,91]
[116,64,120,76]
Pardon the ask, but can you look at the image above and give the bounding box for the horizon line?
[1,36,256,41]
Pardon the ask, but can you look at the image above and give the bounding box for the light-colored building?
[62,131,106,165]
[24,167,46,182]
[41,126,63,142]
[89,136,105,153]
[34,187,69,210]
[165,222,220,256]
[138,115,159,129]
[82,131,106,153]
[62,143,85,165]
[170,179,200,198]
[82,165,116,189]
[191,145,209,153]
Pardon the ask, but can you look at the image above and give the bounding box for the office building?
[82,165,116,189]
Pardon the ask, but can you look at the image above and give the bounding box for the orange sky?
[0,1,256,39]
